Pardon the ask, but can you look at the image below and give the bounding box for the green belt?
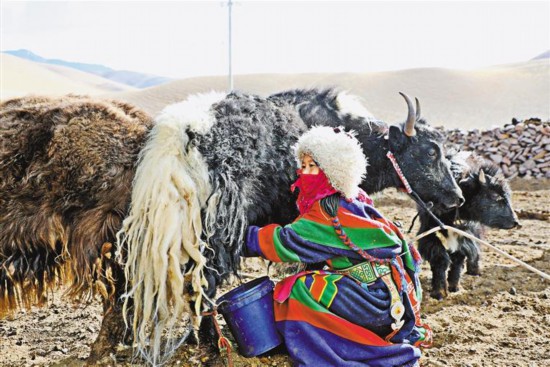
[338,261,392,284]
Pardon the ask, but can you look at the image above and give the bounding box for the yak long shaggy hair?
[0,95,152,316]
[117,92,225,362]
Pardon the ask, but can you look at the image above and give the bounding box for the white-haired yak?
[0,89,463,364]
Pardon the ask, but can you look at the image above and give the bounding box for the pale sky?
[1,0,549,79]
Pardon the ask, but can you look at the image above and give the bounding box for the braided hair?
[320,193,341,217]
[322,194,389,265]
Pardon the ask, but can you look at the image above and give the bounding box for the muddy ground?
[1,180,549,367]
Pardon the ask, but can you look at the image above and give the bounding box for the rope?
[386,151,413,194]
[414,225,550,281]
[407,212,420,234]
[201,309,233,367]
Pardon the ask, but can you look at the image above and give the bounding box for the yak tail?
[116,92,225,365]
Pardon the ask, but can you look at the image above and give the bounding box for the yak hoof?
[87,307,127,365]
[87,337,118,365]
[187,314,219,347]
[430,289,447,300]
[466,269,481,276]
[448,284,460,293]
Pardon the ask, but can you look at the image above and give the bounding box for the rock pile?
[443,118,550,179]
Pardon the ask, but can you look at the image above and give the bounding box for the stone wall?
[442,119,550,179]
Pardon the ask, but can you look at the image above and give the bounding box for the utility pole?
[228,0,233,92]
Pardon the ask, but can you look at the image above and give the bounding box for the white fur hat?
[294,126,367,199]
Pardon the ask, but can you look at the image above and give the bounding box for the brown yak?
[0,95,153,361]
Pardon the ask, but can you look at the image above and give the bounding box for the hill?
[0,53,135,99]
[532,50,550,60]
[2,50,547,129]
[107,59,550,129]
[3,49,171,88]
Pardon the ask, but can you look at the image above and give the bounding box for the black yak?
[0,89,463,364]
[417,151,520,300]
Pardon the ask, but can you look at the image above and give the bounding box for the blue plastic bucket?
[217,276,283,357]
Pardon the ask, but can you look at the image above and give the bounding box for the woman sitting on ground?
[242,126,432,367]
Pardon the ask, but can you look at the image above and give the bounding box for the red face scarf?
[291,169,339,215]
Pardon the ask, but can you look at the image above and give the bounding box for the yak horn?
[415,97,421,121]
[399,92,416,137]
[479,169,487,184]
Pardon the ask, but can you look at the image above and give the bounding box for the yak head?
[457,165,520,229]
[387,93,464,210]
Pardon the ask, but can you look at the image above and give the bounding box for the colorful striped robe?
[244,198,430,367]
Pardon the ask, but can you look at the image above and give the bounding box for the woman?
[242,126,431,367]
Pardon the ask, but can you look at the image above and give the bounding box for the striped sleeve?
[243,200,408,264]
[244,220,351,263]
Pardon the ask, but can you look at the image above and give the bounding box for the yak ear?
[459,174,476,189]
[388,125,407,152]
